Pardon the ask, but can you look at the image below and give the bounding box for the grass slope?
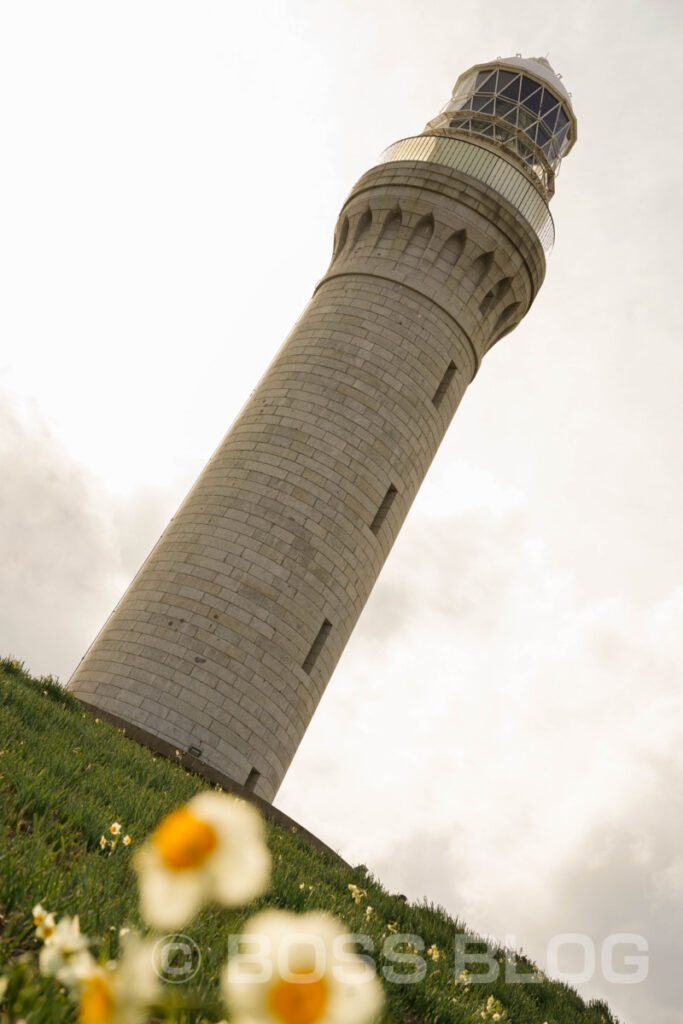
[0,658,618,1024]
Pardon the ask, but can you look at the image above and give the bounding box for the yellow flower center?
[268,972,328,1024]
[79,975,114,1024]
[152,807,217,870]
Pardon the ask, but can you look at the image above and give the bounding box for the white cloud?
[0,390,176,681]
[279,458,683,1023]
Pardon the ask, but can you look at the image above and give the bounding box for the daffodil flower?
[32,904,56,941]
[38,915,94,990]
[134,791,271,928]
[223,910,383,1024]
[76,933,159,1024]
[347,885,365,905]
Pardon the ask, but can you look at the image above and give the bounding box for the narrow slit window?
[245,767,260,791]
[370,484,398,535]
[432,361,457,408]
[303,619,332,674]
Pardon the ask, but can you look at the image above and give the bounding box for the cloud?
[519,765,683,1024]
[278,457,683,1024]
[0,389,173,681]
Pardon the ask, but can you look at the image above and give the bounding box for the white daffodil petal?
[56,950,97,992]
[137,855,207,929]
[114,933,161,1008]
[211,841,271,905]
[327,966,384,1024]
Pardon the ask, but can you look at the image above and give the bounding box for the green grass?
[0,657,619,1024]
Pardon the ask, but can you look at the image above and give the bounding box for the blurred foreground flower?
[223,909,383,1024]
[134,791,271,928]
[76,933,159,1024]
[38,915,95,991]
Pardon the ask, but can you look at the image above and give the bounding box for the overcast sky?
[1,3,681,1023]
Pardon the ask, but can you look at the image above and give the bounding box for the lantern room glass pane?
[536,124,551,148]
[497,70,518,89]
[494,97,515,117]
[555,122,570,149]
[476,69,497,91]
[520,77,540,101]
[522,89,543,115]
[516,106,537,130]
[500,76,521,101]
[540,90,558,116]
[542,106,560,133]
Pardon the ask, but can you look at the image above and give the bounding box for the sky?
[1,2,681,1022]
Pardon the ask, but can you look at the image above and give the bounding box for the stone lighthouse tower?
[69,57,576,802]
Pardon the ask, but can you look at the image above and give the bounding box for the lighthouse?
[68,57,576,802]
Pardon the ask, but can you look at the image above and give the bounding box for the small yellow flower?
[347,884,366,905]
[426,944,439,961]
[109,823,121,836]
[134,792,271,928]
[33,904,56,941]
[365,906,373,920]
[386,922,398,935]
[223,910,383,1024]
[123,835,132,846]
